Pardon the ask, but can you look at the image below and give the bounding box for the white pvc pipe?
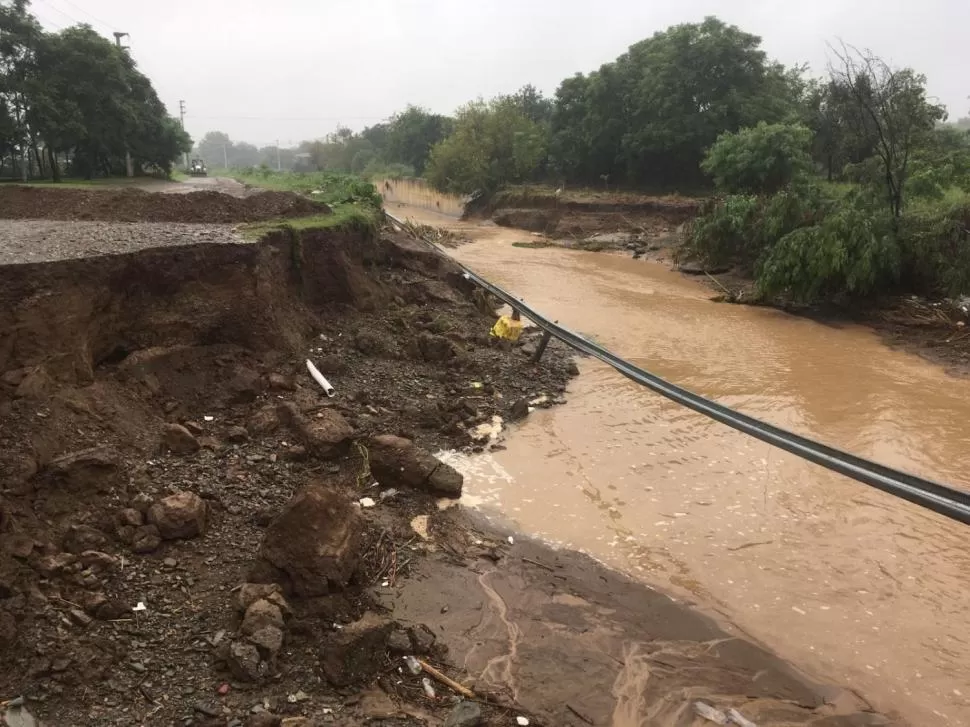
[306,359,336,397]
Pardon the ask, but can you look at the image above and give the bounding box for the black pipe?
[385,212,970,526]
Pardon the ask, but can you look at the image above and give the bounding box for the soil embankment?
[0,186,892,726]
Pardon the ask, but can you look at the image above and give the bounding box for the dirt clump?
[0,185,328,223]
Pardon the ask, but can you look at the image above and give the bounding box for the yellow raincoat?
[490,315,524,342]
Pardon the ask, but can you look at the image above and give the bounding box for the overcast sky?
[30,0,970,147]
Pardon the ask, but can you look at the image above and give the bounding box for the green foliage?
[425,97,548,195]
[228,168,383,210]
[701,122,813,194]
[237,206,379,242]
[550,17,801,188]
[0,7,189,180]
[382,106,452,175]
[757,203,899,301]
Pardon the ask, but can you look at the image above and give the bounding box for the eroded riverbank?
[390,202,970,727]
[1,187,889,726]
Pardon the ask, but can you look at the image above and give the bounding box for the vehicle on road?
[188,159,207,177]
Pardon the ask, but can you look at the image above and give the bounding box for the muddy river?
[390,202,970,726]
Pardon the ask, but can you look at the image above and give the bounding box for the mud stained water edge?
[390,203,970,727]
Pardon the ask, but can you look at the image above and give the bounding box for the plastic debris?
[403,656,423,675]
[132,601,147,612]
[379,488,399,500]
[359,497,376,508]
[507,536,514,545]
[421,677,436,699]
[381,580,390,587]
[693,701,728,724]
[516,717,530,726]
[727,708,758,727]
[203,416,214,422]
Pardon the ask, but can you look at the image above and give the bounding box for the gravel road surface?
[0,220,246,265]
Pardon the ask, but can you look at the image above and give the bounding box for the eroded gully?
[390,202,970,727]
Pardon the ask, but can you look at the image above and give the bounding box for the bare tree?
[828,43,945,220]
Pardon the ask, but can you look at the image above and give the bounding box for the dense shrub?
[701,122,814,195]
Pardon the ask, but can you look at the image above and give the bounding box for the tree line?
[0,0,191,180]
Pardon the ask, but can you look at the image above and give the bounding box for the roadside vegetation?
[190,15,970,307]
[0,1,191,180]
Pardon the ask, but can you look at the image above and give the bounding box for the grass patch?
[226,169,383,209]
[0,177,132,189]
[237,205,379,241]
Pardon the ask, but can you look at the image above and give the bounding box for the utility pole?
[178,100,188,170]
[222,144,228,169]
[276,139,281,171]
[114,32,134,178]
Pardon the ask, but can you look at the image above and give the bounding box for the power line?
[188,115,386,122]
[55,0,117,31]
[34,0,81,26]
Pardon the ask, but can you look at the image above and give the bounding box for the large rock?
[45,447,122,492]
[259,485,362,597]
[278,403,354,460]
[160,423,200,455]
[148,491,207,540]
[415,332,456,362]
[368,435,463,497]
[320,613,393,687]
[241,599,284,636]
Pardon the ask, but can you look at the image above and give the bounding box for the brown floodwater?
[390,203,970,726]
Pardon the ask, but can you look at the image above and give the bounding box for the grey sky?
[31,0,970,147]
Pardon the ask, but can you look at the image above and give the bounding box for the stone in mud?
[62,524,109,554]
[445,702,482,727]
[416,331,457,362]
[387,628,411,654]
[130,524,162,553]
[148,491,207,540]
[320,613,394,687]
[408,624,436,654]
[160,423,200,455]
[227,641,263,682]
[278,403,353,460]
[14,367,54,399]
[247,625,284,660]
[117,507,144,528]
[509,397,530,422]
[46,447,122,492]
[226,425,250,443]
[241,599,284,636]
[247,405,281,435]
[267,372,296,392]
[236,583,288,614]
[259,485,362,596]
[368,435,463,497]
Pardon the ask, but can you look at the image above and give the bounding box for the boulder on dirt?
[148,491,208,540]
[131,524,162,553]
[415,332,457,362]
[320,613,394,687]
[236,583,290,616]
[241,599,284,636]
[267,372,296,392]
[509,397,530,422]
[62,525,109,554]
[368,435,463,497]
[248,405,281,436]
[259,485,362,597]
[45,447,122,492]
[160,423,200,455]
[14,367,54,399]
[227,641,263,682]
[278,403,353,460]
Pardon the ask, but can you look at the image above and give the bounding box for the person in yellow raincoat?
[490,309,524,346]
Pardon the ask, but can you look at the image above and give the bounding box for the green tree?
[829,45,946,219]
[426,98,547,194]
[701,122,813,194]
[383,105,452,175]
